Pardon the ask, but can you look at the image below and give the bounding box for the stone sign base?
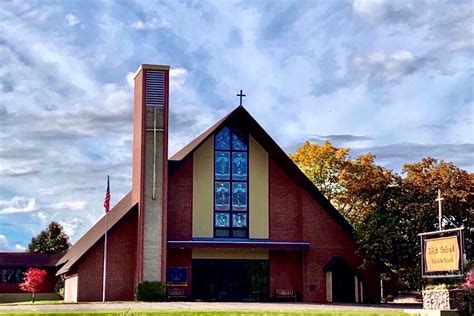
[405,310,459,316]
[420,289,464,313]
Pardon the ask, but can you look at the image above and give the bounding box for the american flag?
[104,176,110,213]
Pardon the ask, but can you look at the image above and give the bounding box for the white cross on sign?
[435,189,444,231]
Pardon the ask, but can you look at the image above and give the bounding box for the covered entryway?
[324,257,357,303]
[192,259,269,301]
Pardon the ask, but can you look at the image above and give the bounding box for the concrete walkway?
[0,301,422,312]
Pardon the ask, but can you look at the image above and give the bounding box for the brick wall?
[269,159,302,241]
[74,209,138,302]
[268,157,380,303]
[269,251,302,300]
[167,157,193,240]
[166,249,192,296]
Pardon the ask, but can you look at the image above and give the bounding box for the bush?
[136,281,166,302]
[54,277,65,298]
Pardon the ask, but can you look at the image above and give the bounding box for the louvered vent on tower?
[145,70,165,106]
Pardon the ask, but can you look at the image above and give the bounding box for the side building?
[0,252,63,303]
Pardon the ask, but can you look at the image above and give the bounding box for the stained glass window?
[215,213,230,227]
[232,152,247,181]
[232,183,247,211]
[232,213,247,227]
[215,152,230,180]
[214,125,249,238]
[232,129,247,150]
[215,182,230,210]
[215,127,231,150]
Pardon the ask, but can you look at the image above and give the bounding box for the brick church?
[57,64,381,303]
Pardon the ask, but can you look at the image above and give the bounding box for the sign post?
[417,190,466,311]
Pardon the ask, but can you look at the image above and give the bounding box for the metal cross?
[236,90,246,106]
[145,107,164,200]
[435,189,444,231]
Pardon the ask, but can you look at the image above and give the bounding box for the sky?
[0,0,473,252]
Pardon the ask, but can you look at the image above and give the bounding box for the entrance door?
[192,259,268,301]
[332,264,355,302]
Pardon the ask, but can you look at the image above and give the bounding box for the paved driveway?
[0,301,422,312]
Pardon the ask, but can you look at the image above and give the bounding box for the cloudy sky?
[0,0,473,251]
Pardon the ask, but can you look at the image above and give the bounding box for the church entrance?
[332,264,355,302]
[192,259,269,302]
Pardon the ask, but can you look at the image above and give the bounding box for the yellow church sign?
[424,236,460,272]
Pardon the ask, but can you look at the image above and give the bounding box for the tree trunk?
[32,292,35,303]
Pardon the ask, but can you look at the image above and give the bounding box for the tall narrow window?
[214,126,248,238]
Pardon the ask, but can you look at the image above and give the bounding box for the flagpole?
[102,212,108,302]
[102,175,110,302]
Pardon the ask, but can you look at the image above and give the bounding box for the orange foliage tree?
[290,141,396,223]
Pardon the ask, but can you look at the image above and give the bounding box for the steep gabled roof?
[169,106,355,235]
[56,192,136,275]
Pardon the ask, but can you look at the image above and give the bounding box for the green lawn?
[0,311,415,316]
[0,300,66,306]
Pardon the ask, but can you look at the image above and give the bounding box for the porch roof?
[168,239,310,251]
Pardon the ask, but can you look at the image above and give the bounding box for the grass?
[0,300,66,306]
[0,311,414,316]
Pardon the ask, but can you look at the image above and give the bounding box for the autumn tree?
[290,141,395,223]
[20,268,48,303]
[28,222,70,254]
[402,157,473,259]
[291,141,473,291]
[290,141,349,202]
[338,153,398,222]
[356,157,473,290]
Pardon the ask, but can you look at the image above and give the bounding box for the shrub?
[136,281,166,302]
[54,276,65,298]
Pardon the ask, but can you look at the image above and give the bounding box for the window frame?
[213,126,249,238]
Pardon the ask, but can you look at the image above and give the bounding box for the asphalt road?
[0,301,422,312]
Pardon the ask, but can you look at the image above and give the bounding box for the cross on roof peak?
[236,90,246,106]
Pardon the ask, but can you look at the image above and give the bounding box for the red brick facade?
[62,143,380,303]
[166,249,192,296]
[66,209,137,301]
[60,100,380,303]
[167,157,193,241]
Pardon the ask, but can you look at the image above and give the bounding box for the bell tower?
[132,64,169,284]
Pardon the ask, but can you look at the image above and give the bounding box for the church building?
[56,64,381,303]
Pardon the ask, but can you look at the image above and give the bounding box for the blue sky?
[0,0,473,251]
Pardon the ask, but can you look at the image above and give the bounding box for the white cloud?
[170,68,188,89]
[0,235,26,252]
[37,211,48,222]
[354,50,419,82]
[126,72,135,88]
[0,235,7,250]
[50,201,86,211]
[352,0,386,17]
[65,13,80,26]
[15,244,26,252]
[59,218,81,240]
[0,197,37,215]
[39,186,63,196]
[131,17,169,30]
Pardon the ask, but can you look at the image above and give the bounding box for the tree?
[19,268,48,303]
[28,222,70,254]
[290,141,349,202]
[356,157,473,290]
[290,141,395,223]
[402,157,473,260]
[338,153,397,222]
[291,140,473,291]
